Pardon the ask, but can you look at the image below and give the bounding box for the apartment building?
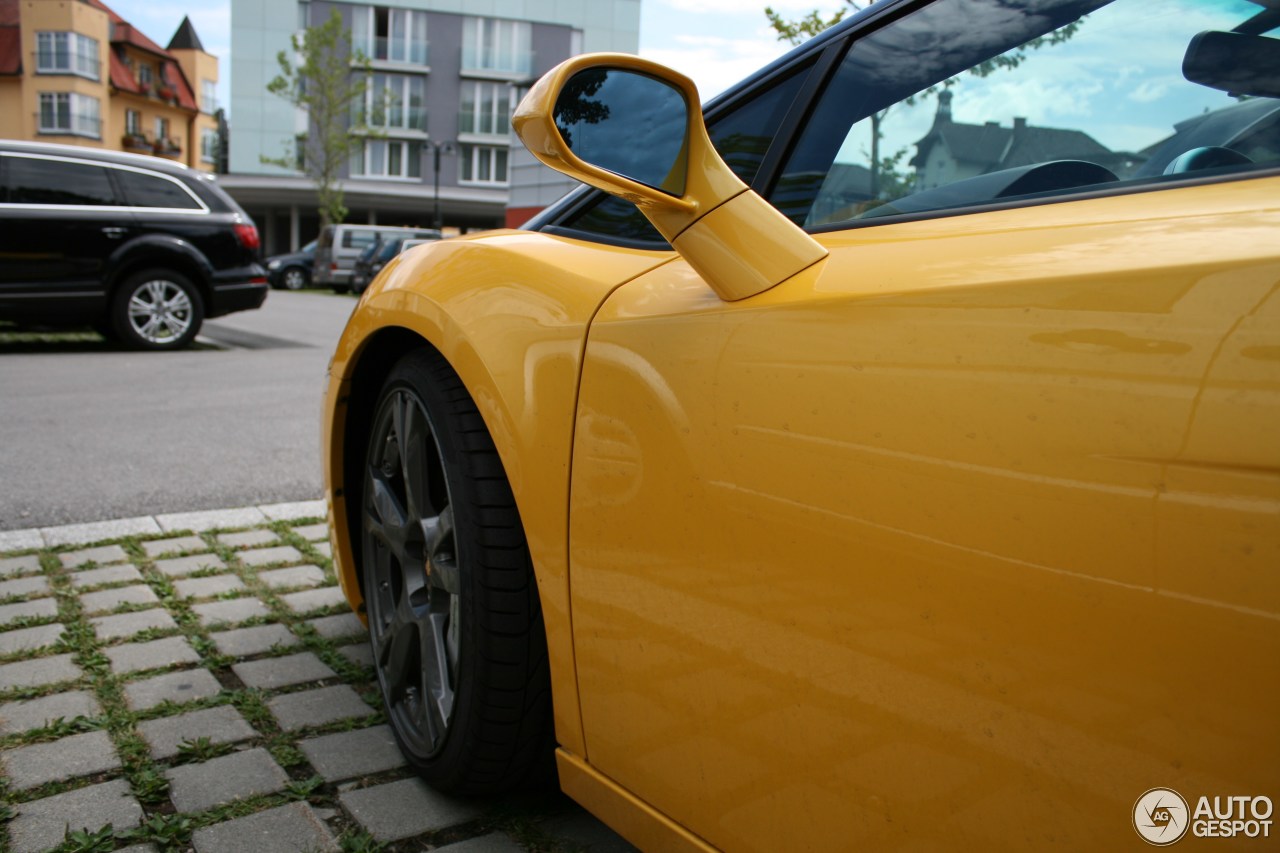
[0,0,221,172]
[226,0,640,253]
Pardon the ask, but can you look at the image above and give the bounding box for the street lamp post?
[430,141,454,231]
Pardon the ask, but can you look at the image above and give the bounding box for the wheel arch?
[106,243,213,307]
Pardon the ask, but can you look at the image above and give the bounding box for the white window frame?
[459,80,514,137]
[353,6,428,66]
[125,109,141,136]
[461,18,531,76]
[458,143,509,185]
[37,92,100,139]
[352,139,422,180]
[364,73,426,133]
[35,32,99,80]
[201,128,219,164]
[201,79,218,114]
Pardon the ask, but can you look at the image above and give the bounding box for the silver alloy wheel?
[282,267,307,290]
[127,279,194,344]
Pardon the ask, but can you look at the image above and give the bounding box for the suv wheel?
[112,269,205,351]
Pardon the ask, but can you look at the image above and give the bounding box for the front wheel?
[361,349,552,793]
[111,269,204,350]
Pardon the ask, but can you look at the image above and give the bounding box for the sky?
[94,0,819,118]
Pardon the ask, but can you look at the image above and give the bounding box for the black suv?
[0,141,267,350]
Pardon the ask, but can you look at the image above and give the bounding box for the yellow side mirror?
[513,53,827,302]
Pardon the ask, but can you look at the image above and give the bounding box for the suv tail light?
[233,223,260,251]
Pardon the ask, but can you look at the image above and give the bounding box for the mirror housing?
[514,53,827,302]
[1184,31,1280,99]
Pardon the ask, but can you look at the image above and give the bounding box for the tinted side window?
[5,156,116,206]
[114,169,202,210]
[772,0,1278,229]
[560,63,815,244]
[343,229,378,250]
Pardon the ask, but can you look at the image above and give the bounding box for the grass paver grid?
[0,520,627,853]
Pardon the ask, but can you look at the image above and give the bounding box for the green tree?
[264,10,376,228]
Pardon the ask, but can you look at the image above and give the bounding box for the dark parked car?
[0,141,267,350]
[265,239,316,290]
[349,236,432,293]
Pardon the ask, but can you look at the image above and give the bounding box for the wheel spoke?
[397,394,434,520]
[425,505,460,595]
[419,607,454,748]
[375,617,416,701]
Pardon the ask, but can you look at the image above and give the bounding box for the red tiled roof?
[0,0,18,27]
[108,50,140,93]
[85,0,169,57]
[161,62,197,111]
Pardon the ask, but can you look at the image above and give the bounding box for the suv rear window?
[115,169,203,210]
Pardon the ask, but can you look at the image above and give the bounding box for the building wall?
[229,0,639,250]
[170,46,220,171]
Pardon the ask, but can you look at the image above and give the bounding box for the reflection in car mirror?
[553,69,689,196]
[1184,31,1280,99]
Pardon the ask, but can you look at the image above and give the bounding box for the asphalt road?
[0,290,357,530]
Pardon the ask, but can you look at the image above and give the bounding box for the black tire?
[361,349,552,794]
[280,266,309,290]
[111,269,204,350]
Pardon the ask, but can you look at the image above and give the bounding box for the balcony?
[154,137,182,158]
[460,46,533,78]
[358,37,429,68]
[122,132,152,152]
[457,111,510,138]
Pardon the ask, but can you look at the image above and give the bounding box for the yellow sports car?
[323,0,1279,848]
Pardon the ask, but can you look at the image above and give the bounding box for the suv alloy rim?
[128,279,194,344]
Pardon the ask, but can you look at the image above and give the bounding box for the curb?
[0,500,326,552]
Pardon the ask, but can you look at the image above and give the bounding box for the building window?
[352,139,422,179]
[353,7,428,65]
[38,92,101,138]
[362,73,426,132]
[459,81,513,136]
[36,32,99,80]
[461,18,531,76]
[125,109,141,136]
[202,79,218,113]
[138,63,153,87]
[155,116,169,140]
[458,143,508,184]
[201,128,219,164]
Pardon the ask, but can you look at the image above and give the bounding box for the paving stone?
[166,747,289,813]
[153,553,227,577]
[69,564,144,589]
[338,642,374,669]
[217,529,280,549]
[0,596,58,627]
[192,801,338,853]
[268,684,374,731]
[232,651,334,689]
[309,612,364,639]
[0,530,42,551]
[137,705,256,760]
[58,544,129,568]
[79,584,159,614]
[8,779,142,853]
[258,565,325,590]
[280,586,346,614]
[1,729,120,789]
[173,574,248,599]
[0,622,64,654]
[313,541,333,559]
[91,608,178,641]
[0,554,42,576]
[142,535,208,557]
[292,523,329,541]
[0,575,51,599]
[115,845,159,853]
[45,518,159,547]
[210,623,300,657]
[236,545,304,567]
[0,653,80,690]
[124,667,222,711]
[106,636,200,675]
[435,833,527,853]
[191,597,271,628]
[299,725,406,781]
[340,777,482,841]
[0,690,101,735]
